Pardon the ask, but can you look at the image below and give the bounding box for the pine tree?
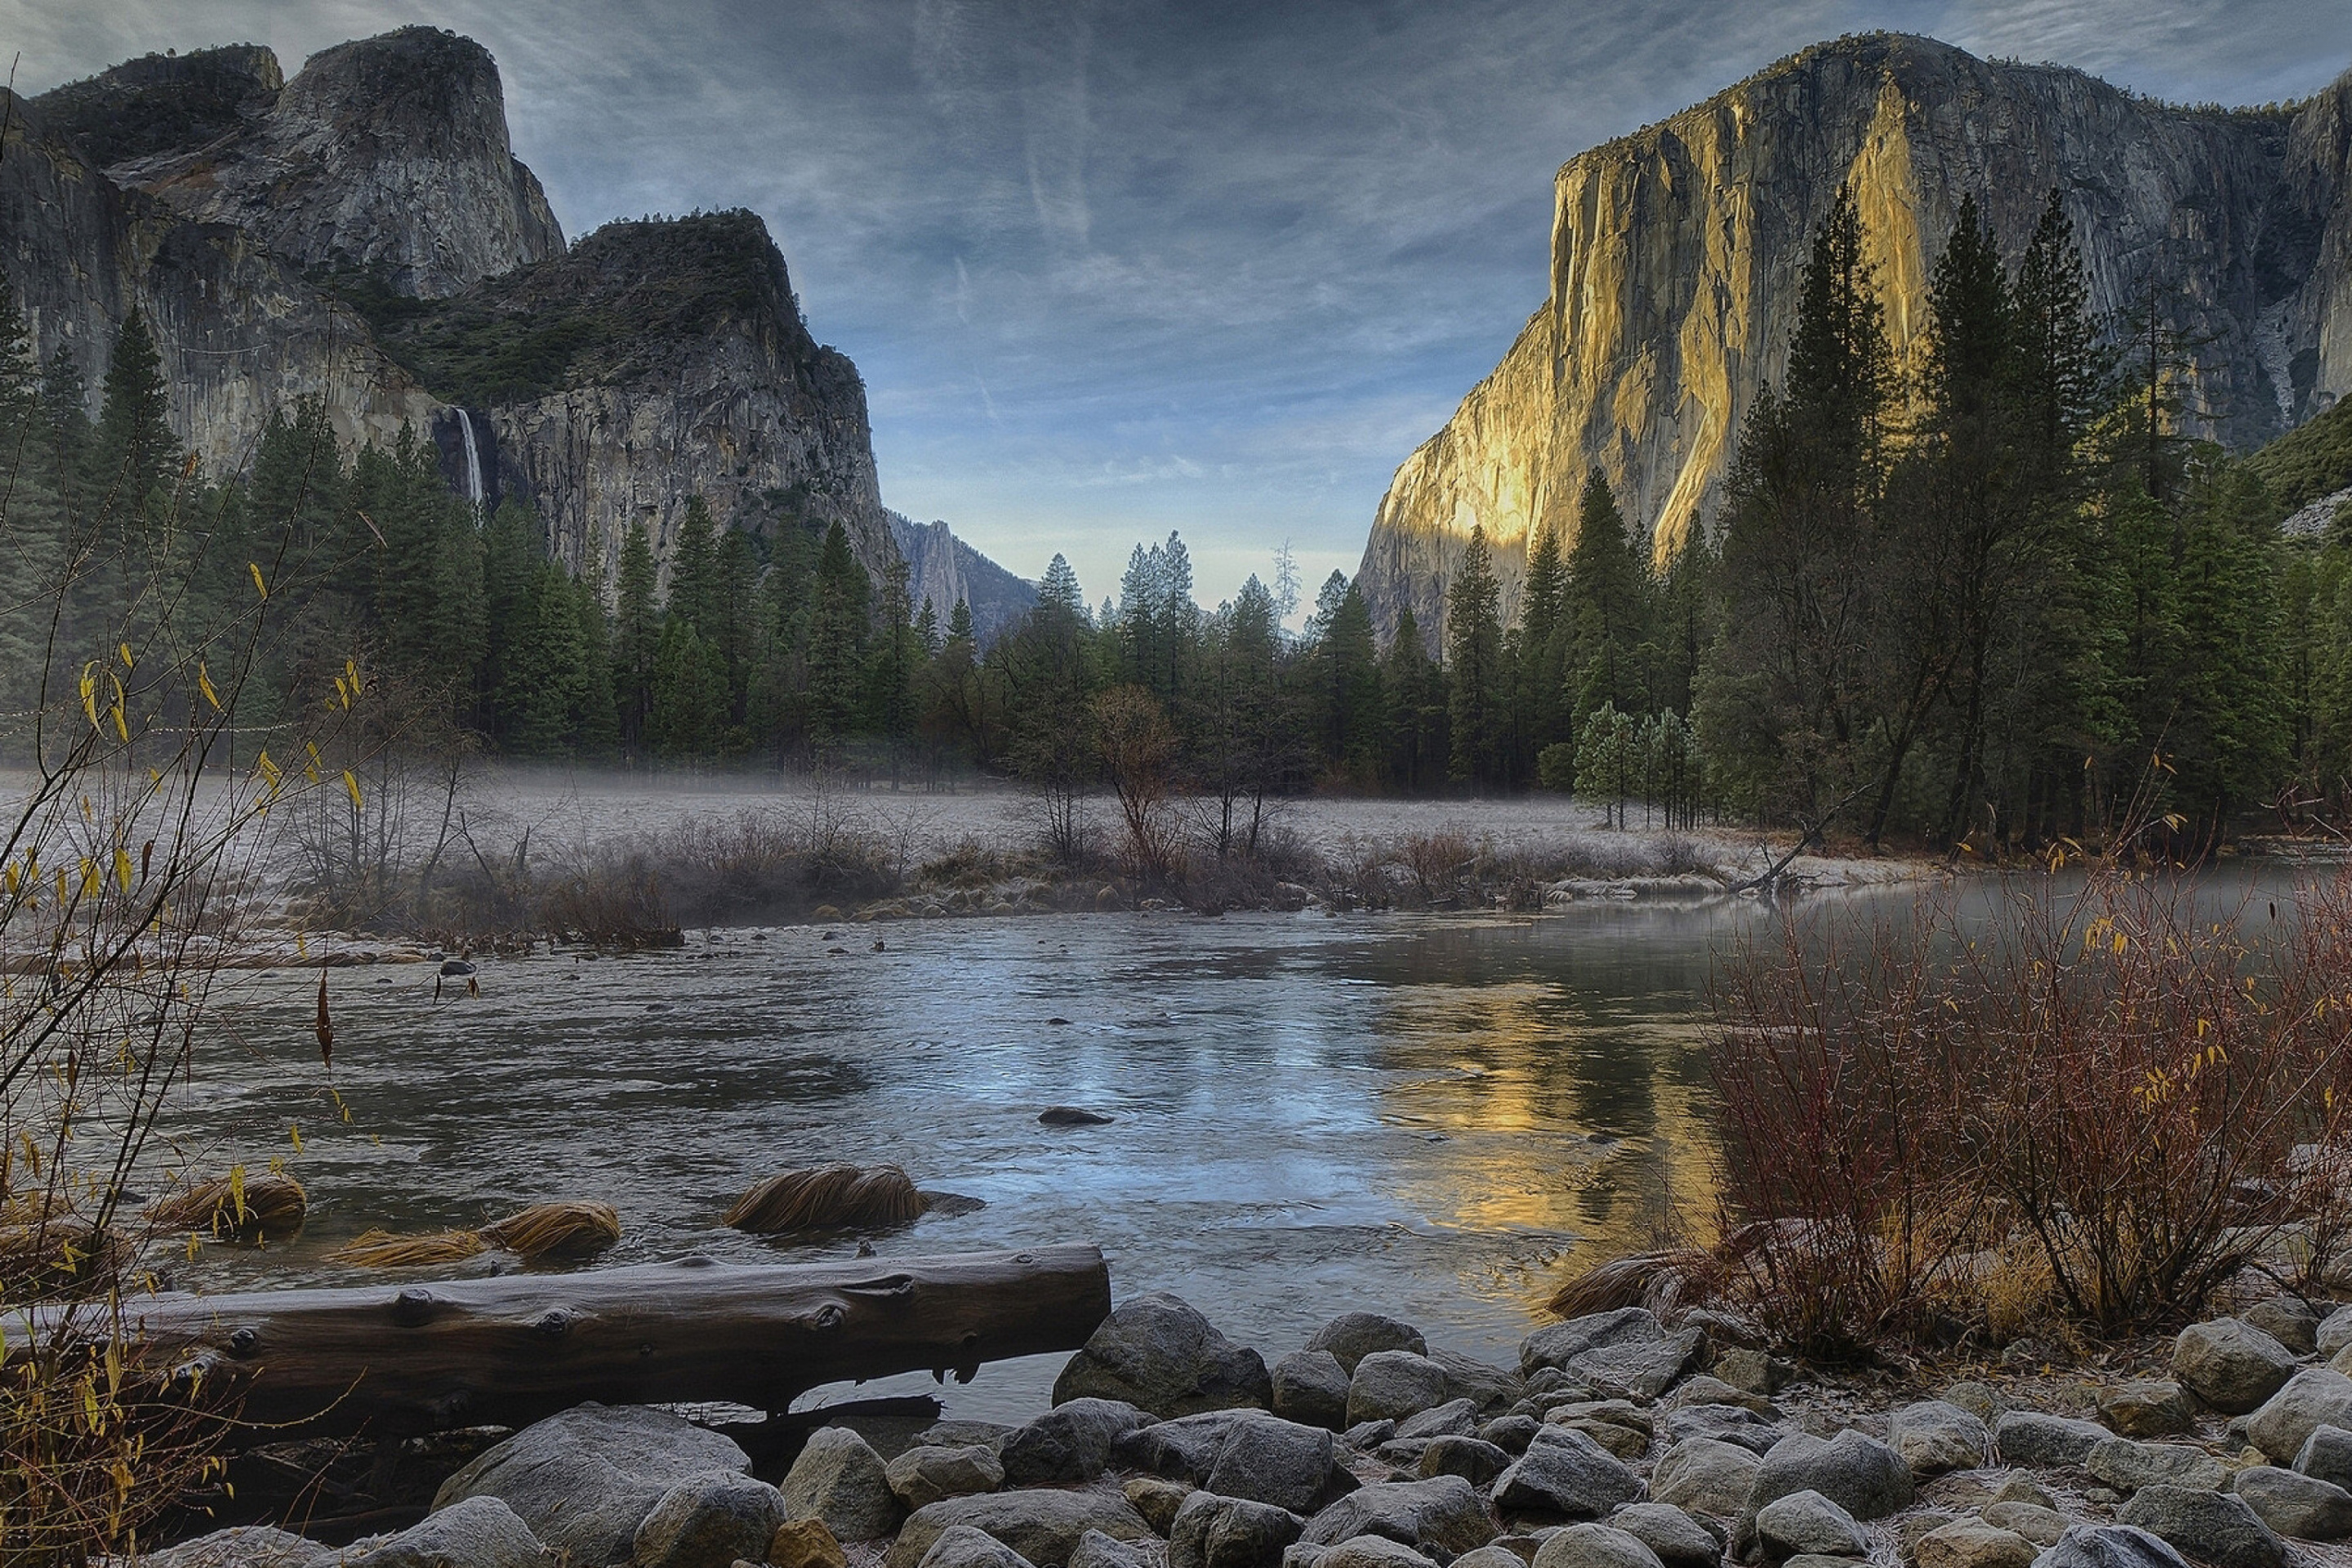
[1038,554,1085,620]
[1384,604,1447,790]
[94,308,178,510]
[867,555,920,777]
[711,523,757,723]
[612,519,659,751]
[666,496,719,631]
[1446,524,1508,786]
[1518,519,1570,753]
[1561,469,1646,729]
[805,521,870,754]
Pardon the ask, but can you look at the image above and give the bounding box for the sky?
[8,1,2350,613]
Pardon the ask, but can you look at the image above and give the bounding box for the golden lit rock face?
[1358,34,2352,645]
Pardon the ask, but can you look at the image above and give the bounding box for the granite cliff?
[1358,34,2352,642]
[889,512,1039,646]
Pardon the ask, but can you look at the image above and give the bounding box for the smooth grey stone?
[1350,1352,1454,1428]
[1530,1524,1664,1568]
[1276,1351,1356,1432]
[886,1446,1005,1510]
[2242,1298,2320,1356]
[1114,1408,1348,1515]
[920,1422,1013,1452]
[1664,1405,1781,1458]
[1606,1503,1722,1568]
[1000,1399,1152,1486]
[1400,1400,1484,1441]
[1300,1476,1497,1559]
[1054,1292,1272,1418]
[1314,1541,1442,1568]
[1491,1427,1643,1520]
[920,1526,1038,1568]
[2116,1486,2287,1568]
[630,1472,789,1568]
[1307,1313,1431,1377]
[1521,1311,1666,1377]
[1650,1438,1762,1519]
[350,1499,549,1568]
[2098,1383,2196,1440]
[2085,1439,2228,1494]
[2232,1464,2352,1539]
[1481,1415,1542,1454]
[782,1426,903,1543]
[1170,1492,1308,1568]
[1754,1490,1868,1563]
[1071,1532,1156,1568]
[2173,1321,2297,1415]
[1889,1401,1988,1477]
[1746,1429,1913,1522]
[1980,1504,2067,1547]
[1418,1436,1513,1486]
[1568,1332,1704,1405]
[887,1493,1156,1568]
[1993,1411,2112,1468]
[2247,1368,2352,1462]
[145,1529,336,1568]
[1431,1348,1529,1414]
[2319,1305,2352,1361]
[2296,1422,2352,1490]
[2029,1526,2191,1568]
[1343,1420,1398,1449]
[1940,1383,2008,1426]
[1911,1520,2035,1568]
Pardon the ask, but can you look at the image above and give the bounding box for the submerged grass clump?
[724,1164,927,1232]
[149,1174,309,1243]
[325,1200,621,1267]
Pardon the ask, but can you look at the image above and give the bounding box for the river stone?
[1310,1313,1432,1375]
[1673,1379,1775,1419]
[1607,1503,1723,1568]
[347,1499,549,1568]
[1993,1412,2112,1468]
[1127,1477,1196,1533]
[632,1472,791,1568]
[1455,1549,1534,1568]
[2098,1383,2196,1440]
[782,1427,902,1543]
[433,1403,753,1568]
[1521,1311,1667,1377]
[1747,1430,1913,1522]
[2032,1526,2192,1568]
[769,1520,850,1568]
[1316,1541,1444,1568]
[1530,1524,1665,1568]
[1401,1401,1485,1441]
[1665,1405,1783,1457]
[1172,1493,1311,1568]
[1001,1400,1152,1486]
[2242,1298,2320,1356]
[145,1528,337,1568]
[1433,1349,1529,1414]
[2085,1439,2228,1494]
[1352,1352,1456,1427]
[1754,1491,1868,1563]
[1981,1505,2068,1547]
[1889,1401,1989,1476]
[1481,1416,1542,1455]
[1993,1477,2057,1509]
[1071,1534,1155,1568]
[889,1493,1156,1568]
[920,1526,1038,1568]
[2320,1306,2352,1361]
[1420,1437,1514,1486]
[923,1423,1014,1452]
[1492,1427,1644,1520]
[1300,1476,1497,1559]
[1554,1419,1650,1462]
[1345,1420,1400,1450]
[1056,1293,1273,1418]
[1570,1332,1704,1405]
[2174,1321,2298,1415]
[2117,1486,2287,1568]
[1278,1352,1356,1431]
[1913,1520,2037,1568]
[1940,1383,2009,1427]
[2231,1465,2352,1539]
[1710,1351,1782,1401]
[1651,1439,1763,1519]
[1114,1408,1348,1514]
[2246,1368,2352,1461]
[888,1446,1006,1510]
[2297,1423,2352,1489]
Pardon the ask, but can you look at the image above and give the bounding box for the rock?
[1401,1401,1486,1441]
[2319,1306,2352,1361]
[2296,1423,2352,1489]
[1940,1383,2008,1427]
[782,1427,903,1543]
[1711,1351,1782,1400]
[1888,1401,1988,1477]
[920,1526,1038,1568]
[1746,1430,1913,1523]
[1126,1477,1197,1534]
[1346,1420,1400,1449]
[433,1403,753,1568]
[1650,1439,1763,1519]
[1316,1542,1444,1568]
[1530,1524,1665,1568]
[1491,1427,1644,1520]
[2031,1526,2191,1568]
[2117,1486,2287,1568]
[1432,1349,1529,1414]
[346,1499,549,1568]
[768,1521,850,1568]
[1055,1294,1273,1419]
[1300,1476,1498,1559]
[1554,1419,1650,1462]
[1664,1406,1782,1458]
[1457,1550,1535,1568]
[1570,1333,1705,1405]
[1607,1503,1722,1568]
[1116,1409,1348,1515]
[888,1446,1006,1510]
[1352,1352,1456,1427]
[1171,1493,1310,1568]
[2098,1383,2196,1440]
[1912,1521,2037,1568]
[1993,1412,2112,1468]
[1310,1313,1433,1375]
[1419,1437,1514,1486]
[140,1528,336,1568]
[889,1494,1157,1568]
[1672,1379,1775,1419]
[2231,1465,2352,1540]
[922,1422,1014,1451]
[1992,1476,2056,1508]
[1481,1416,1542,1454]
[1897,1514,1958,1557]
[2246,1368,2352,1462]
[2174,1321,2298,1415]
[633,1473,791,1568]
[2242,1298,2320,1356]
[1980,1505,2067,1547]
[1039,1107,1115,1125]
[1000,1400,1152,1486]
[1754,1491,1868,1563]
[1548,1401,1654,1438]
[1071,1533,1155,1568]
[1779,1557,1860,1568]
[2084,1440,2229,1494]
[1521,1312,1666,1377]
[1278,1352,1357,1431]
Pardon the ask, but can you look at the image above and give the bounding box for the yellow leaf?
[288,1123,304,1154]
[112,703,128,743]
[114,847,132,893]
[198,664,220,711]
[248,562,268,599]
[344,769,363,811]
[119,642,135,670]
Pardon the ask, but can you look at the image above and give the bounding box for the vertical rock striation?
[1357,34,2352,643]
[889,513,1040,646]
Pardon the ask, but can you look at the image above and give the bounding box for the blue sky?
[11,0,2351,612]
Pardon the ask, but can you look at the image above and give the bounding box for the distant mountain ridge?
[889,513,1038,645]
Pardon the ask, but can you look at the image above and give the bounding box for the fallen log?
[7,1245,1109,1444]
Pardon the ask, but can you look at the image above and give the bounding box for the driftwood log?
[8,1246,1109,1443]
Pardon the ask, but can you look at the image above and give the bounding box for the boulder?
[633,1473,791,1568]
[1529,1525,1665,1568]
[769,1521,850,1568]
[1308,1313,1431,1375]
[2030,1526,2191,1568]
[2296,1423,2352,1490]
[1277,1352,1356,1431]
[2231,1465,2352,1540]
[1127,1477,1196,1534]
[2241,1298,2319,1356]
[1569,1333,1705,1405]
[1940,1383,2007,1427]
[2246,1368,2352,1462]
[433,1403,753,1568]
[1352,1352,1456,1427]
[1664,1406,1782,1458]
[1650,1438,1763,1519]
[1055,1293,1273,1418]
[1481,1416,1542,1455]
[2097,1383,2196,1440]
[1993,1412,2112,1469]
[782,1427,903,1544]
[1980,1505,2067,1547]
[1071,1534,1156,1568]
[1991,1477,2056,1510]
[1401,1401,1486,1441]
[1753,1491,1868,1563]
[1491,1427,1644,1520]
[1115,1409,1349,1515]
[2117,1486,2286,1568]
[1671,1379,1775,1419]
[1316,1542,1444,1568]
[1606,1503,1723,1568]
[1455,1550,1534,1568]
[922,1422,1014,1451]
[920,1526,1038,1568]
[1299,1476,1498,1559]
[887,1446,1006,1510]
[1746,1430,1913,1522]
[2084,1440,2228,1495]
[1344,1420,1400,1450]
[1000,1400,1152,1486]
[889,1494,1156,1568]
[1432,1349,1529,1414]
[1171,1492,1309,1568]
[1521,1311,1666,1377]
[1553,1419,1649,1463]
[1912,1521,2036,1568]
[2172,1321,2297,1415]
[1710,1351,1782,1401]
[2319,1305,2352,1361]
[1888,1401,1988,1477]
[350,1499,549,1568]
[141,1528,336,1568]
[1419,1437,1514,1486]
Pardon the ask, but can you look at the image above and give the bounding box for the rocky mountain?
[7,26,895,585]
[889,512,1038,645]
[1357,33,2352,643]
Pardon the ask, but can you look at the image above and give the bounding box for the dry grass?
[724,1164,928,1232]
[149,1174,308,1243]
[325,1200,621,1267]
[1544,1247,1725,1320]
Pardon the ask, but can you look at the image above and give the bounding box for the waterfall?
[457,409,485,511]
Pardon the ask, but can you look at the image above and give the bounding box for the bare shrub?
[1095,686,1186,881]
[1399,831,1477,904]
